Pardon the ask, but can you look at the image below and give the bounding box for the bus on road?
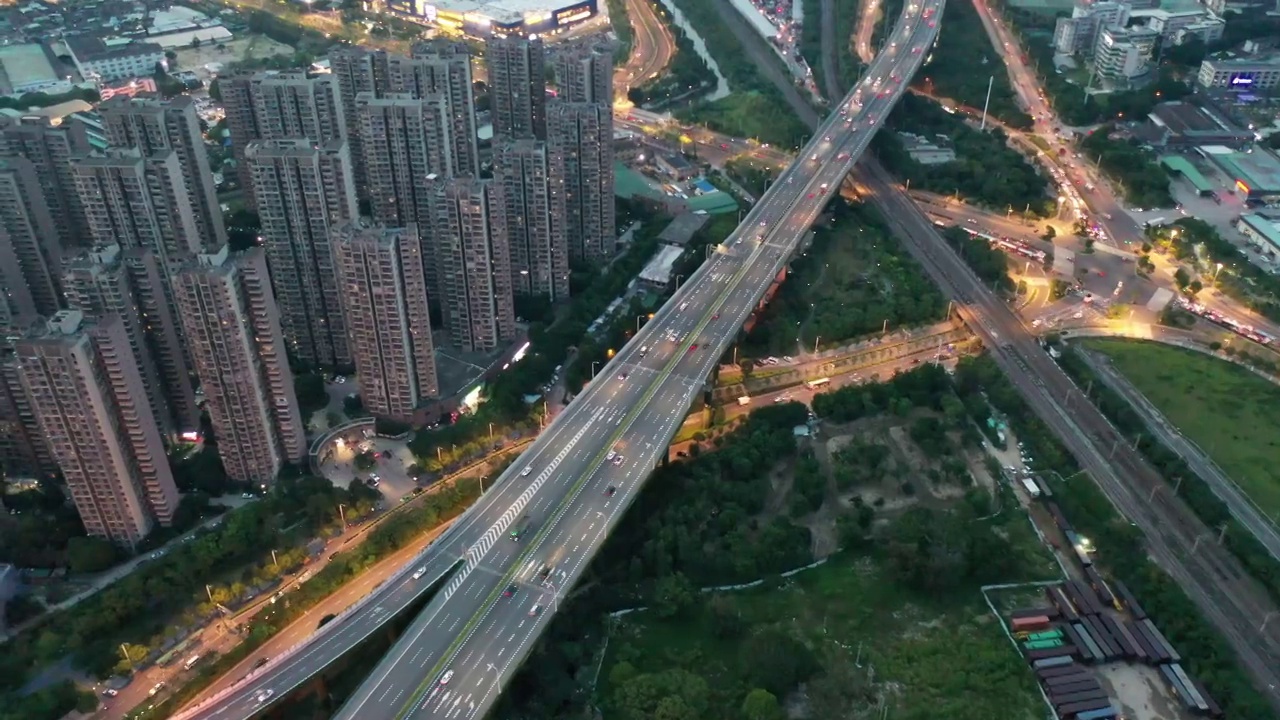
[805,378,831,389]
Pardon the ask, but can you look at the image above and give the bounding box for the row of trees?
[1079,128,1174,209]
[959,353,1275,718]
[129,478,482,720]
[877,95,1054,217]
[743,200,948,354]
[0,474,368,697]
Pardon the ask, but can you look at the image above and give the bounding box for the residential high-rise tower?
[429,177,516,352]
[16,310,179,546]
[555,44,613,105]
[246,138,356,368]
[173,247,306,484]
[0,155,62,320]
[548,102,616,264]
[332,222,438,420]
[487,35,546,140]
[493,138,567,301]
[98,95,227,251]
[0,114,91,250]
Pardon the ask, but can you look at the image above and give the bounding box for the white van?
[528,604,542,617]
[183,655,201,670]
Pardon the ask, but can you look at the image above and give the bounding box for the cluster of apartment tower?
[0,37,615,547]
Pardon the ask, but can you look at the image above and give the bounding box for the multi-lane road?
[175,4,942,720]
[613,0,676,100]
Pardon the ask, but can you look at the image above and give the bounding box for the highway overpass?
[173,3,945,719]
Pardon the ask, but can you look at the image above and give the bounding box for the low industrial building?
[656,152,697,180]
[1144,102,1252,149]
[1236,212,1280,252]
[637,245,685,290]
[898,132,955,165]
[1201,146,1280,202]
[0,43,70,97]
[657,212,710,247]
[65,35,164,82]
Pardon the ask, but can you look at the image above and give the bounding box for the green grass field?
[1083,338,1280,519]
[601,554,1045,720]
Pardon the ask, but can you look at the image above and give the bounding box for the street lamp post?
[591,361,600,378]
[337,503,347,528]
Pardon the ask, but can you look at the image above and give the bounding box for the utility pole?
[980,75,994,132]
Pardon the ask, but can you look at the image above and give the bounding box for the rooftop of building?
[1150,101,1243,135]
[659,152,693,171]
[897,131,953,152]
[638,244,684,284]
[0,43,60,90]
[657,212,710,246]
[65,33,162,61]
[1240,212,1280,247]
[1210,147,1280,192]
[398,0,586,25]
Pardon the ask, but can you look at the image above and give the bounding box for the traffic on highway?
[173,3,943,720]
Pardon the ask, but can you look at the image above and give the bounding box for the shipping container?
[1160,664,1194,711]
[1059,701,1112,718]
[1054,680,1103,696]
[1169,664,1210,713]
[1046,501,1072,531]
[1026,646,1079,660]
[1049,586,1080,622]
[1034,661,1085,676]
[1074,707,1118,720]
[1024,639,1065,650]
[1034,476,1053,497]
[1072,623,1104,663]
[1027,629,1064,641]
[1061,622,1086,656]
[1106,615,1145,661]
[1049,691,1111,707]
[1083,615,1118,660]
[1141,619,1181,663]
[1112,580,1146,620]
[1033,656,1075,671]
[1100,609,1141,655]
[1072,581,1102,614]
[1084,566,1116,609]
[1188,676,1224,719]
[1133,622,1170,664]
[1126,620,1161,663]
[1011,615,1051,632]
[1011,607,1059,620]
[1039,666,1090,681]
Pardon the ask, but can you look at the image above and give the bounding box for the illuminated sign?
[1236,180,1251,195]
[1230,75,1254,86]
[555,6,592,23]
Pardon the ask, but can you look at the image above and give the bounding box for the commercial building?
[65,35,164,83]
[1143,9,1222,45]
[429,177,516,352]
[384,0,599,38]
[548,102,616,263]
[388,42,479,176]
[63,244,199,435]
[173,247,306,485]
[16,310,179,546]
[1092,25,1158,82]
[1197,53,1280,91]
[493,138,568,300]
[0,156,61,320]
[246,138,356,368]
[486,34,547,140]
[332,222,438,420]
[0,115,93,252]
[1053,0,1131,55]
[1236,211,1280,252]
[99,95,227,251]
[1203,146,1280,202]
[553,44,612,105]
